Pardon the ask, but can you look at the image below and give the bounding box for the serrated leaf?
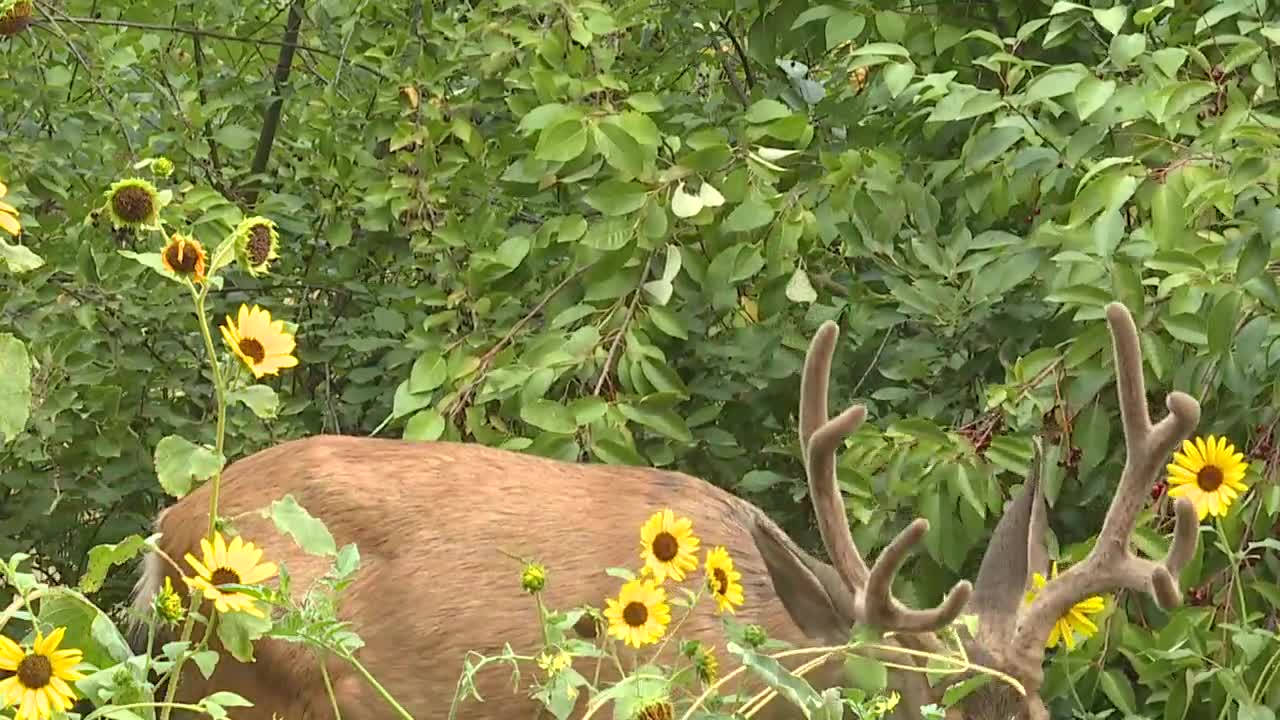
[0,238,44,273]
[270,494,337,556]
[154,435,225,498]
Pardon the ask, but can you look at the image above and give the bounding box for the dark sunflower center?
[210,567,241,586]
[164,242,199,274]
[247,225,272,264]
[113,186,153,222]
[651,532,679,562]
[712,568,729,595]
[622,601,648,627]
[16,653,52,689]
[1197,465,1224,492]
[238,338,266,363]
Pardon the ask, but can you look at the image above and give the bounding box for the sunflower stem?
[1216,519,1248,623]
[157,599,201,720]
[343,652,416,720]
[189,281,229,541]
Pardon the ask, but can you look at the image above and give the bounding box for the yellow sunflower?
[1023,562,1106,650]
[0,181,21,237]
[604,578,671,649]
[160,232,207,283]
[183,531,279,618]
[0,626,85,720]
[1166,435,1249,520]
[704,546,745,614]
[219,303,299,379]
[639,509,700,584]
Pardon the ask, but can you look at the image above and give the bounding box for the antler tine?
[801,321,972,633]
[801,321,870,591]
[859,518,973,632]
[1014,302,1201,658]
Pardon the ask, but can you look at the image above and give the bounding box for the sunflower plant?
[0,171,412,720]
[449,508,917,720]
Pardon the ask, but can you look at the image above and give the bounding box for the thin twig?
[849,325,895,398]
[32,15,390,80]
[716,19,756,89]
[592,256,653,396]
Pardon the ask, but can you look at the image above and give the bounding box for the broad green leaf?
[1099,668,1137,714]
[882,62,914,97]
[1025,65,1087,102]
[826,12,866,49]
[1092,6,1127,35]
[617,111,661,147]
[535,119,588,162]
[1207,292,1240,354]
[213,125,257,151]
[404,409,446,441]
[1236,232,1270,283]
[0,238,44,272]
[410,353,448,393]
[228,385,279,419]
[584,180,648,216]
[786,267,818,303]
[1110,34,1147,68]
[745,99,792,124]
[1074,76,1116,120]
[874,11,906,42]
[721,197,775,233]
[617,402,692,443]
[270,494,337,556]
[154,435,226,498]
[0,334,31,444]
[521,398,578,434]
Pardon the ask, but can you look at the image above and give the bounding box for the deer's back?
[152,435,827,720]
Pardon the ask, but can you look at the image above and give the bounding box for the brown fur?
[135,436,852,720]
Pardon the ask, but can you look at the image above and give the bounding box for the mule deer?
[129,301,1201,720]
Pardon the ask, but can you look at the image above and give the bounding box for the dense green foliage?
[2,0,1279,717]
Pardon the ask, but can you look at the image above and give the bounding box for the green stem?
[85,702,207,720]
[189,282,229,541]
[157,605,200,720]
[342,653,415,720]
[1217,519,1248,622]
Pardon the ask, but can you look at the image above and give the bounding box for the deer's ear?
[750,519,853,642]
[971,452,1045,643]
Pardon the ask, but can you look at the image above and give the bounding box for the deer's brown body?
[132,302,1203,720]
[132,436,865,720]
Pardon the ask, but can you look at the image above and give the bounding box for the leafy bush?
[1,0,1278,718]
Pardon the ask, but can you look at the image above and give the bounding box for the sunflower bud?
[151,157,175,178]
[154,576,186,626]
[742,623,767,648]
[520,561,547,594]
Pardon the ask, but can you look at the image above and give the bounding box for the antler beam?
[1013,302,1201,659]
[801,321,973,633]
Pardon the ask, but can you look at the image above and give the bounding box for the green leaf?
[1162,313,1208,346]
[410,353,448,393]
[617,402,692,443]
[851,42,910,57]
[37,588,132,669]
[595,123,645,179]
[228,385,279,419]
[521,398,578,434]
[1236,232,1271,283]
[79,535,147,593]
[826,12,866,49]
[403,409,446,441]
[1207,292,1240,355]
[721,197,775,233]
[745,99,793,124]
[154,435,226,498]
[1092,6,1127,35]
[213,125,257,151]
[1025,65,1087,102]
[1099,668,1137,715]
[584,180,648,216]
[0,334,32,444]
[535,119,588,162]
[1110,33,1146,67]
[843,653,888,692]
[216,610,271,663]
[785,267,818,303]
[625,93,664,112]
[270,494,337,556]
[0,238,44,272]
[874,11,906,42]
[1074,76,1116,120]
[882,62,914,97]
